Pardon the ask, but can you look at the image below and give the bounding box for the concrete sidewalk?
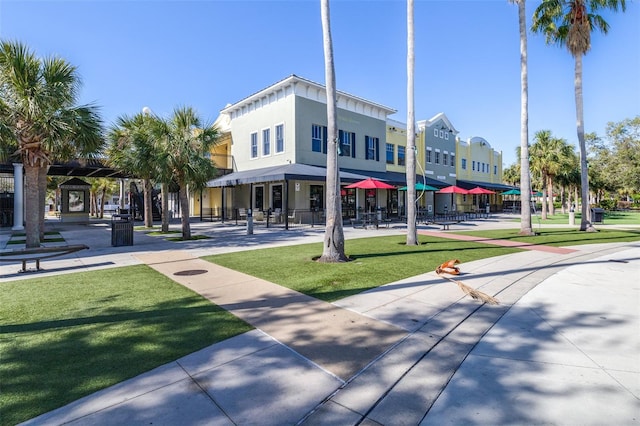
[5,218,639,425]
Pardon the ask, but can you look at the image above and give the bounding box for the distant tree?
[503,163,520,186]
[510,0,534,236]
[605,117,640,196]
[406,0,418,246]
[555,147,580,212]
[106,113,157,228]
[530,130,573,218]
[154,106,219,240]
[318,0,348,262]
[532,0,627,231]
[0,41,103,247]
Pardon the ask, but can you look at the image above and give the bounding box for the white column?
[119,179,125,209]
[12,163,24,231]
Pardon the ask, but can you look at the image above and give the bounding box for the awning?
[456,179,516,192]
[206,163,372,188]
[342,168,449,188]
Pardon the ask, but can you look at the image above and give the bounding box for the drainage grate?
[174,269,208,276]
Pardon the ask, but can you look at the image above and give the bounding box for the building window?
[312,124,324,153]
[451,153,456,167]
[433,128,438,137]
[398,146,406,166]
[365,135,379,161]
[494,165,497,175]
[472,160,476,171]
[435,151,440,164]
[426,149,432,163]
[339,130,355,157]
[386,143,394,165]
[461,158,466,170]
[262,128,270,156]
[251,132,258,158]
[275,124,284,153]
[439,130,444,138]
[445,132,449,140]
[443,153,448,166]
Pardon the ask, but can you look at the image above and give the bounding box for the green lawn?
[0,265,252,426]
[202,235,523,302]
[453,228,640,247]
[528,210,640,226]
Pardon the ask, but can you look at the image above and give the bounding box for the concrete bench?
[0,244,89,273]
[350,219,366,229]
[436,222,455,231]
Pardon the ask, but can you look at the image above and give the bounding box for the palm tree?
[318,0,348,263]
[406,0,418,246]
[154,106,219,240]
[503,163,521,186]
[106,113,158,228]
[532,0,627,231]
[0,41,103,248]
[510,0,534,236]
[530,130,571,219]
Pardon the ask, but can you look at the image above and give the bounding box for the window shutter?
[322,126,328,154]
[338,130,344,156]
[351,133,356,158]
[375,138,379,162]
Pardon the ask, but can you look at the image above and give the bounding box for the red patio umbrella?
[344,177,395,189]
[436,185,469,194]
[467,187,495,195]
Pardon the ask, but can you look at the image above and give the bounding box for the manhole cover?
[174,269,208,276]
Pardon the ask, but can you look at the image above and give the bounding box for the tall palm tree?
[318,0,348,263]
[0,41,103,248]
[106,113,158,228]
[154,106,219,240]
[510,0,534,236]
[532,0,627,231]
[406,0,418,246]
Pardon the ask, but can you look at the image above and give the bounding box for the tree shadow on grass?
[0,296,251,426]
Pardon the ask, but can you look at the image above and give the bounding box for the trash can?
[591,207,605,224]
[111,214,133,246]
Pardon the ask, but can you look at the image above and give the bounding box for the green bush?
[599,199,616,210]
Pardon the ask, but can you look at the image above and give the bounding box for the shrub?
[599,199,616,210]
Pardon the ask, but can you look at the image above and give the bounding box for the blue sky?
[1,0,638,168]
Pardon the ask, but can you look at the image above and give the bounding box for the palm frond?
[436,259,499,305]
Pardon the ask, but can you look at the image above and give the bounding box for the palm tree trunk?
[517,0,534,236]
[319,0,347,263]
[547,175,555,215]
[178,185,191,240]
[100,191,107,219]
[406,0,418,246]
[161,182,170,232]
[143,178,153,228]
[24,165,41,248]
[37,165,48,241]
[541,172,548,220]
[575,54,594,231]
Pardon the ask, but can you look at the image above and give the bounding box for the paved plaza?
[2,216,639,425]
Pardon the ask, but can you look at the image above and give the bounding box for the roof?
[59,177,90,188]
[456,179,516,192]
[206,163,373,187]
[1,159,131,178]
[342,168,450,188]
[221,74,397,117]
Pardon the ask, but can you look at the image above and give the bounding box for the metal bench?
[0,244,89,273]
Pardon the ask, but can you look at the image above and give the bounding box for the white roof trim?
[221,74,396,120]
